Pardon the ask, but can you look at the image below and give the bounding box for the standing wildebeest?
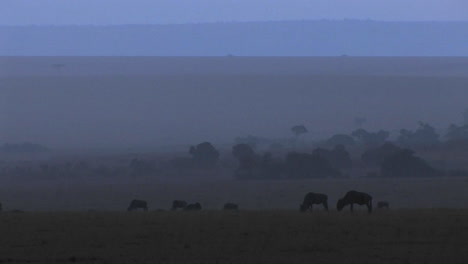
[127,199,148,211]
[223,203,239,210]
[377,201,390,209]
[184,202,202,211]
[171,200,188,210]
[337,190,372,213]
[300,192,328,212]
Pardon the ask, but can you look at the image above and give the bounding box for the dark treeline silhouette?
[3,116,468,180]
[398,122,440,147]
[381,149,441,178]
[351,129,389,147]
[127,199,148,212]
[232,143,341,179]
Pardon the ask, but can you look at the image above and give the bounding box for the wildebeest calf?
[377,201,390,209]
[223,203,239,210]
[300,192,328,212]
[184,202,202,211]
[337,190,373,213]
[127,199,148,211]
[171,200,188,210]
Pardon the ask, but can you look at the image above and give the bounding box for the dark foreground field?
[1,210,468,263]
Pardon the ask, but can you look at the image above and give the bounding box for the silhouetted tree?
[258,152,284,179]
[398,122,439,146]
[330,145,353,169]
[313,145,352,169]
[189,142,220,168]
[351,129,389,146]
[361,142,402,167]
[291,125,308,137]
[232,144,258,179]
[381,149,440,178]
[232,143,256,161]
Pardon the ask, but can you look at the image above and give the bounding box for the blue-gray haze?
[1,57,468,150]
[1,1,468,150]
[1,0,467,25]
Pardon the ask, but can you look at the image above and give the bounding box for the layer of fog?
[1,57,468,151]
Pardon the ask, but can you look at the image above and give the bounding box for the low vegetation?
[0,210,467,263]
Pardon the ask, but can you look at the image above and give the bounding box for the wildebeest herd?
[127,190,389,213]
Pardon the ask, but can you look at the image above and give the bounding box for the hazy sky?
[1,0,467,25]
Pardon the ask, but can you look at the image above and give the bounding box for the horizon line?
[1,19,468,27]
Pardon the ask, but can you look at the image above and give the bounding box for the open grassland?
[2,177,468,211]
[0,210,468,263]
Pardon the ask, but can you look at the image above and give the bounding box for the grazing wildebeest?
[127,199,148,211]
[171,200,188,210]
[184,202,202,211]
[377,201,390,209]
[300,192,328,212]
[223,203,239,210]
[337,190,373,213]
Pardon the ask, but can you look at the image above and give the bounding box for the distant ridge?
[1,20,467,56]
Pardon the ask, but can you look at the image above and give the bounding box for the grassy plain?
[1,209,468,263]
[2,56,468,263]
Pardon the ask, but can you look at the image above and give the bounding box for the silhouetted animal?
[223,203,239,210]
[171,200,188,210]
[127,199,148,211]
[337,190,372,213]
[377,201,390,209]
[184,202,202,211]
[300,192,328,212]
